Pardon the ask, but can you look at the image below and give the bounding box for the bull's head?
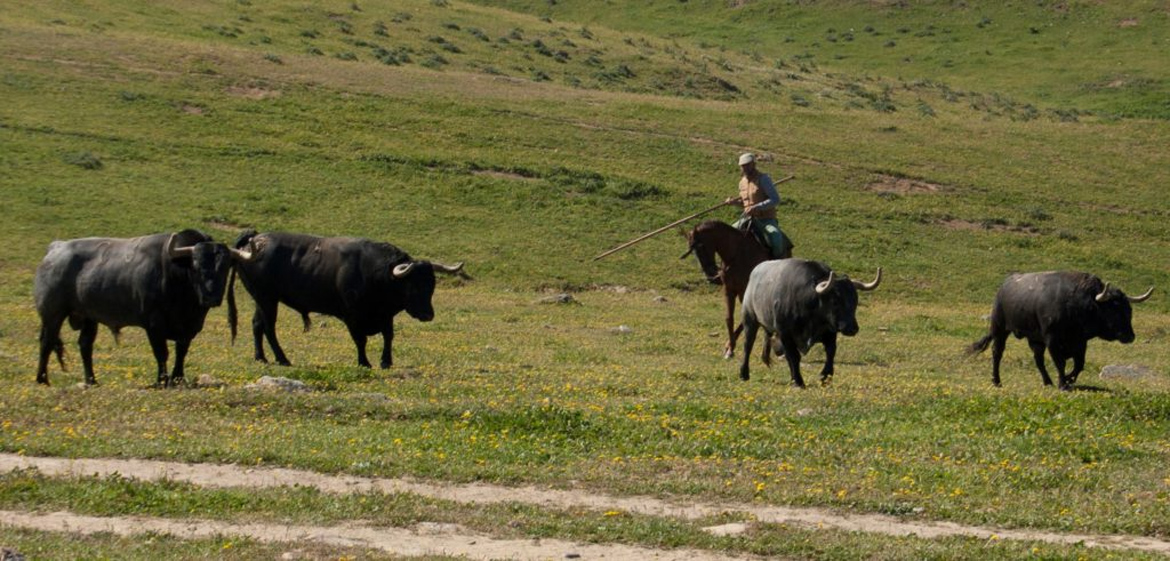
[167,232,255,308]
[390,260,466,322]
[814,267,882,337]
[1091,282,1153,343]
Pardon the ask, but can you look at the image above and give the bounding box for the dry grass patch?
[866,175,944,195]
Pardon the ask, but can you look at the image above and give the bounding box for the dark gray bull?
[35,230,250,386]
[229,231,465,368]
[740,259,882,387]
[968,271,1153,390]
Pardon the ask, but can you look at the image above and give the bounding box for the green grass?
[466,0,1170,119]
[1,0,1170,556]
[0,526,445,560]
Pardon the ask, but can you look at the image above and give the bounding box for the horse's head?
[680,222,725,285]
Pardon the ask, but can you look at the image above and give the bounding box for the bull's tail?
[227,266,239,344]
[966,333,993,356]
[227,229,257,345]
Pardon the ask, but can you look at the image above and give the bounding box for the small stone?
[244,376,310,392]
[702,522,751,536]
[196,374,226,389]
[537,293,578,305]
[612,325,633,335]
[565,554,582,559]
[279,550,307,561]
[1100,364,1152,380]
[652,295,669,303]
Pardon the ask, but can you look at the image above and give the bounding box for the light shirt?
[738,172,779,220]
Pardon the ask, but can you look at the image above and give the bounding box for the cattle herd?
[33,227,1154,391]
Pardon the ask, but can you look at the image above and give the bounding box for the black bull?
[740,258,882,387]
[34,230,251,386]
[968,271,1153,390]
[228,231,465,368]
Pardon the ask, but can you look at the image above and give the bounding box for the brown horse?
[681,219,792,359]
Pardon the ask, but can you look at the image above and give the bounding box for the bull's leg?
[723,290,737,360]
[1028,340,1054,386]
[36,318,66,385]
[146,331,169,388]
[1068,344,1087,386]
[347,324,372,368]
[78,319,99,386]
[990,332,1007,387]
[739,320,759,381]
[170,338,190,387]
[379,322,395,369]
[761,332,772,367]
[251,311,269,363]
[820,333,837,385]
[778,332,805,388]
[256,301,291,366]
[1052,354,1071,391]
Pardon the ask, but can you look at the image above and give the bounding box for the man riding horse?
[726,153,792,259]
[680,153,795,358]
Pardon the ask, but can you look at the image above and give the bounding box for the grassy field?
[2,0,1170,557]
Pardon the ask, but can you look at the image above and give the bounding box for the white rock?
[1100,364,1152,380]
[702,522,751,536]
[245,376,310,392]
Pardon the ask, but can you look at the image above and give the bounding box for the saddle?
[738,218,794,257]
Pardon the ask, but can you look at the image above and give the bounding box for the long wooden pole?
[592,174,794,261]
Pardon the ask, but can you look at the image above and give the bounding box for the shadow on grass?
[1070,384,1113,393]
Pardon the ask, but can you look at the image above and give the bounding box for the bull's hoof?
[820,376,833,386]
[254,356,268,364]
[722,349,734,360]
[791,381,807,389]
[380,362,392,369]
[36,376,49,386]
[739,370,750,381]
[1059,384,1073,392]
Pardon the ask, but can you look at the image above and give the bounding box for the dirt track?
[2,453,1170,556]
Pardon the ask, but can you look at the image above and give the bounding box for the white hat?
[738,152,756,165]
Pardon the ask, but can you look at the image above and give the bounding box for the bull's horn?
[433,261,465,275]
[230,239,257,262]
[1095,282,1111,303]
[679,246,695,260]
[815,271,836,295]
[1128,286,1154,303]
[166,233,195,259]
[853,267,883,291]
[392,261,417,278]
[229,246,254,262]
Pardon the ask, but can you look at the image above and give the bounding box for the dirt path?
[3,454,1170,555]
[0,509,741,561]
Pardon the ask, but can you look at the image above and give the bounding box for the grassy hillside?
[468,0,1170,119]
[2,0,1170,557]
